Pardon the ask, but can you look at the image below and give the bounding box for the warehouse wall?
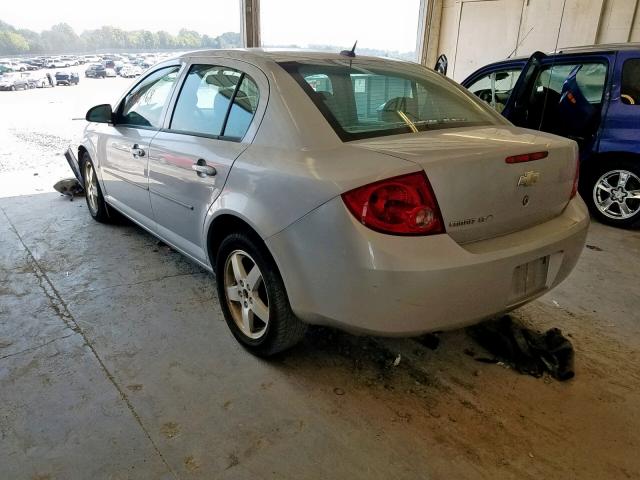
[429,0,640,80]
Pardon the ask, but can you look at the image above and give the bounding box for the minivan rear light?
[341,172,445,236]
[505,151,549,164]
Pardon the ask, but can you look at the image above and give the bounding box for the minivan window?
[118,66,180,128]
[621,59,640,106]
[280,61,499,141]
[466,68,522,112]
[534,62,607,104]
[171,65,241,137]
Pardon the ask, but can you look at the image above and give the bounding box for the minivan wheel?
[82,153,112,223]
[586,160,640,228]
[216,232,307,356]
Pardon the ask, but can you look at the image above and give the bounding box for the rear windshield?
[279,60,500,141]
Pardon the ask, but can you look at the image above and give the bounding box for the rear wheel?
[585,160,640,228]
[216,232,307,356]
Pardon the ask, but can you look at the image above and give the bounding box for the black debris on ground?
[466,315,575,381]
[53,177,84,201]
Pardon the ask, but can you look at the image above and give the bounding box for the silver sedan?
[67,50,589,356]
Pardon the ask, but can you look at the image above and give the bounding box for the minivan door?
[501,51,546,125]
[100,66,181,227]
[147,61,266,263]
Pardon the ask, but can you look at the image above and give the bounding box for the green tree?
[0,31,29,54]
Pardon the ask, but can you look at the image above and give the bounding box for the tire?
[82,153,112,223]
[583,159,640,228]
[216,232,307,356]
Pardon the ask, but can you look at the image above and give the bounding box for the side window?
[223,75,260,139]
[171,65,242,136]
[621,59,640,106]
[533,63,607,104]
[467,69,522,112]
[118,66,180,128]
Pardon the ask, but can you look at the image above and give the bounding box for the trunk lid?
[351,126,577,244]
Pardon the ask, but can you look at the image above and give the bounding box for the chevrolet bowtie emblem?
[518,171,541,187]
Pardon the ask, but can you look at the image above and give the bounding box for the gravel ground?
[0,67,133,197]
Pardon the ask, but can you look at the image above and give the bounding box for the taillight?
[570,155,580,199]
[505,151,548,164]
[341,172,445,236]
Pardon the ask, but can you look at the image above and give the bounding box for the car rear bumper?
[266,196,589,336]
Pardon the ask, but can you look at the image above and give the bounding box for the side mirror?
[86,104,113,123]
[434,54,448,76]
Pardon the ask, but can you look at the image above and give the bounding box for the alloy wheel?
[84,161,99,214]
[593,169,640,220]
[223,250,270,340]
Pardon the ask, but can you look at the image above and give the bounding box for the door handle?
[130,144,145,158]
[192,159,217,177]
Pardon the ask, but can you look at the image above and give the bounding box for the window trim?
[114,65,182,130]
[165,64,257,143]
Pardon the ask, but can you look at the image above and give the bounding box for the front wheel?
[585,160,640,228]
[82,154,112,223]
[216,232,307,356]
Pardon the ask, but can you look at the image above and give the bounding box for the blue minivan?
[461,44,640,228]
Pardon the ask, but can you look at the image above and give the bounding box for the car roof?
[503,42,640,61]
[177,48,404,66]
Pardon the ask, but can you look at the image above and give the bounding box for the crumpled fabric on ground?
[467,315,575,381]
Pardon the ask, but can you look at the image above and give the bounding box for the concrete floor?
[1,190,639,479]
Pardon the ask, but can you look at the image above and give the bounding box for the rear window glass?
[279,61,500,141]
[621,59,640,106]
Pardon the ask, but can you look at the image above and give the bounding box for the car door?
[147,59,267,263]
[99,65,181,228]
[501,51,546,125]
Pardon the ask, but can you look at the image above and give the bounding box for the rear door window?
[621,59,640,106]
[170,65,241,137]
[170,64,260,140]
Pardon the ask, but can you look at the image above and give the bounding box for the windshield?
[279,60,501,141]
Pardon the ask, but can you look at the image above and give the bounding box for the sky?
[0,0,420,53]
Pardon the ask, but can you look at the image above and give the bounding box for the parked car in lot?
[119,64,142,78]
[104,67,117,78]
[55,71,79,86]
[85,64,106,78]
[0,61,30,72]
[29,72,51,88]
[67,50,587,356]
[462,43,640,228]
[0,72,30,90]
